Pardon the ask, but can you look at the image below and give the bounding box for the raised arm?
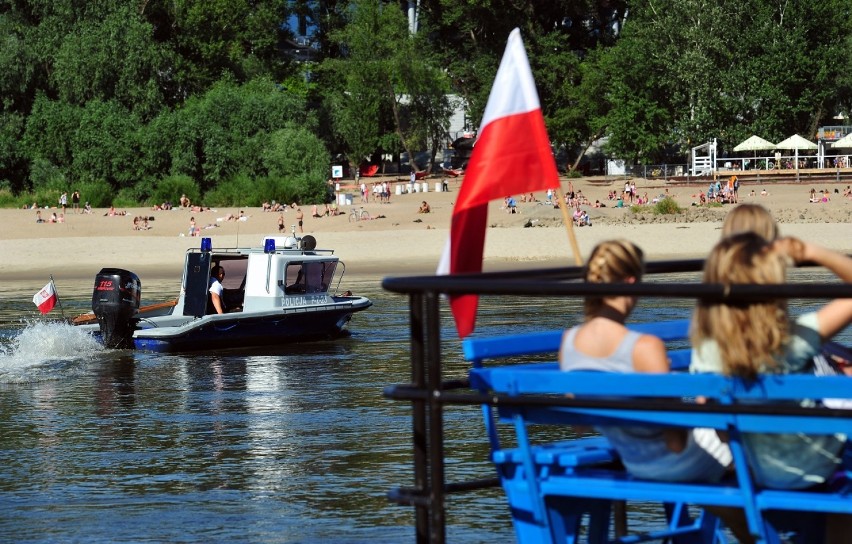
[775,238,852,340]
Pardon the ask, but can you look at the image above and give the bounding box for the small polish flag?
[437,28,560,338]
[33,282,57,314]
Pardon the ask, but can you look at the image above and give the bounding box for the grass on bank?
[629,196,682,215]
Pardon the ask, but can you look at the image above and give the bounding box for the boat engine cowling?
[92,268,141,349]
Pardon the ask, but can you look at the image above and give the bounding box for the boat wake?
[0,321,105,383]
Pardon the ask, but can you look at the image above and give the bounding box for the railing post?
[409,293,430,543]
[408,291,446,543]
[424,291,445,543]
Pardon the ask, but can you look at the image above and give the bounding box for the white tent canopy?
[775,134,817,172]
[831,133,852,148]
[775,134,817,150]
[733,135,776,152]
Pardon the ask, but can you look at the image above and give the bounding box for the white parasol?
[774,134,817,172]
[732,135,776,152]
[830,133,852,148]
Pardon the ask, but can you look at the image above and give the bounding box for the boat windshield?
[284,261,338,294]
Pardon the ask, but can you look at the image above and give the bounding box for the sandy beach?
[2,176,850,283]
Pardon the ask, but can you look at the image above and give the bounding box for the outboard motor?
[92,268,141,349]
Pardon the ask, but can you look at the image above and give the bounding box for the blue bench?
[471,370,852,543]
[463,320,852,544]
[464,319,721,543]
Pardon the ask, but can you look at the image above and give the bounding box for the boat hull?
[132,299,371,353]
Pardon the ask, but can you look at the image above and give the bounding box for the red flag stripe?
[438,28,560,338]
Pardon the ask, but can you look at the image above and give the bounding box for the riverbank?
[2,176,849,282]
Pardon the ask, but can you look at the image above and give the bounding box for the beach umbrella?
[733,135,776,167]
[732,135,776,152]
[830,133,852,148]
[775,134,817,172]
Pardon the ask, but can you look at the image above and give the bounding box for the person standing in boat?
[208,266,226,314]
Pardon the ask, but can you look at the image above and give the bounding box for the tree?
[322,0,452,173]
[602,0,852,161]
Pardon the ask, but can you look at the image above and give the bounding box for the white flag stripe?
[479,28,540,130]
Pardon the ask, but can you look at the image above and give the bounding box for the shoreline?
[2,177,849,284]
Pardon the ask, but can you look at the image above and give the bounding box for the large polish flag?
[437,28,560,338]
[33,281,57,314]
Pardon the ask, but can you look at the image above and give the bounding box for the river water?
[0,271,846,543]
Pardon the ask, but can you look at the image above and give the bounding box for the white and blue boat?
[75,235,371,352]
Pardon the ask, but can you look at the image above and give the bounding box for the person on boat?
[208,266,226,314]
[692,233,852,541]
[559,239,732,483]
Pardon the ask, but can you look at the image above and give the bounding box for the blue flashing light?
[201,237,212,252]
[264,238,276,253]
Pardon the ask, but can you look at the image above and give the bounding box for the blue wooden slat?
[462,319,692,362]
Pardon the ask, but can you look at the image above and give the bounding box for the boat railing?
[381,259,852,544]
[185,246,336,256]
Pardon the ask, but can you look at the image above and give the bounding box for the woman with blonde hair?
[691,233,852,491]
[559,240,732,482]
[720,203,778,241]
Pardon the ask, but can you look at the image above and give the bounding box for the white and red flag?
[33,281,57,314]
[437,28,560,338]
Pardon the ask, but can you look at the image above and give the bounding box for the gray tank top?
[559,326,641,373]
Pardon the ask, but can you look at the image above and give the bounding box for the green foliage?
[76,180,115,208]
[0,188,18,207]
[28,157,66,192]
[566,169,584,178]
[71,99,140,188]
[203,173,257,206]
[153,175,200,208]
[322,0,452,170]
[652,197,681,215]
[167,77,311,191]
[4,0,852,201]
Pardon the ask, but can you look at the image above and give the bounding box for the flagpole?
[50,275,65,318]
[554,186,583,266]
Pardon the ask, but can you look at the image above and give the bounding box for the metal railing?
[381,261,852,543]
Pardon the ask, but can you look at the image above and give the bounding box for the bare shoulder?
[632,334,669,373]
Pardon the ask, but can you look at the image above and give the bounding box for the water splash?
[0,320,104,383]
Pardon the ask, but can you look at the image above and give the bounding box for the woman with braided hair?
[559,239,732,482]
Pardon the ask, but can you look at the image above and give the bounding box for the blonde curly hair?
[583,239,644,319]
[691,232,789,379]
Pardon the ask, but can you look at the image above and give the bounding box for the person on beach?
[278,213,285,232]
[71,190,80,213]
[418,201,431,214]
[189,217,198,237]
[295,208,304,233]
[691,233,852,541]
[36,210,45,223]
[59,191,67,214]
[559,240,732,483]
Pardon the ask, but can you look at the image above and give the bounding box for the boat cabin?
[177,237,342,317]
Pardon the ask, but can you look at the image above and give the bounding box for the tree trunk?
[385,77,418,173]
